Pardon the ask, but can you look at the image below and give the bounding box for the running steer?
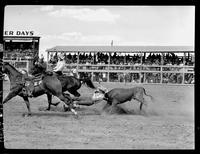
[103,87,154,114]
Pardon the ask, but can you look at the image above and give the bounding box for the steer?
[103,87,154,114]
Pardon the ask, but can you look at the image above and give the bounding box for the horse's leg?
[134,97,147,115]
[43,76,77,116]
[57,93,78,117]
[3,86,22,104]
[46,93,52,111]
[45,93,60,111]
[134,97,144,111]
[67,90,81,108]
[3,92,17,104]
[22,96,31,116]
[50,93,70,108]
[68,90,81,97]
[109,99,119,114]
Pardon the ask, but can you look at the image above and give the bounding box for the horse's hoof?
[45,108,50,111]
[140,110,148,116]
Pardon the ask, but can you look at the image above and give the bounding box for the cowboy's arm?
[54,63,65,72]
[53,62,61,71]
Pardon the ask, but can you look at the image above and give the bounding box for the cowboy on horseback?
[31,54,47,76]
[35,55,47,72]
[24,55,47,97]
[53,53,66,76]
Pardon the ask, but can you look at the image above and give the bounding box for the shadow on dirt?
[34,95,193,119]
[28,106,101,118]
[33,105,143,117]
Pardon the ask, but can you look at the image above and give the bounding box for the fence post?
[27,60,29,72]
[160,66,163,84]
[182,66,185,84]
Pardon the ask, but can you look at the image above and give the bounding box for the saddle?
[44,71,66,78]
[45,71,54,76]
[23,71,67,96]
[22,74,43,97]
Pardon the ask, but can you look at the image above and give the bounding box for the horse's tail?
[143,88,155,103]
[80,77,96,89]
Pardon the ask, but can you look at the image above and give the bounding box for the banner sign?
[4,31,34,36]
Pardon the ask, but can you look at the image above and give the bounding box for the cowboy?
[53,54,66,76]
[64,85,108,111]
[36,56,47,72]
[31,56,47,76]
[23,55,47,97]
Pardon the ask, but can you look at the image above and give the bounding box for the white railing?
[47,63,194,85]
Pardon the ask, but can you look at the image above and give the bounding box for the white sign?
[4,31,34,36]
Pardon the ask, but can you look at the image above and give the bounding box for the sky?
[4,5,195,58]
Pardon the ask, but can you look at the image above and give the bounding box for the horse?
[103,87,154,114]
[30,63,96,98]
[1,62,62,116]
[2,62,96,117]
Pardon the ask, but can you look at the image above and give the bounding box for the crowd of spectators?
[3,49,36,60]
[49,52,194,66]
[47,52,194,84]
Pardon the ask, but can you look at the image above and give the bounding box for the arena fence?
[3,58,194,85]
[47,63,194,85]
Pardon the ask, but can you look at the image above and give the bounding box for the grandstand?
[3,35,40,73]
[46,45,194,85]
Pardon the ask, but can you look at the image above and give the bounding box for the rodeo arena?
[1,31,194,149]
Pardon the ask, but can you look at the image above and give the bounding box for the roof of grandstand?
[46,46,194,53]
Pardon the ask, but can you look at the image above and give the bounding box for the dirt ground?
[3,81,194,149]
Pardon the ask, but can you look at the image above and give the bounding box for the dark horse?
[103,87,154,114]
[2,62,96,116]
[30,62,96,98]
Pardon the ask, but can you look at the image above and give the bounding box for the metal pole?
[124,53,126,65]
[140,52,143,83]
[108,53,111,82]
[140,52,143,64]
[160,66,163,84]
[77,52,79,71]
[47,51,50,70]
[161,53,164,65]
[182,52,186,84]
[183,52,186,64]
